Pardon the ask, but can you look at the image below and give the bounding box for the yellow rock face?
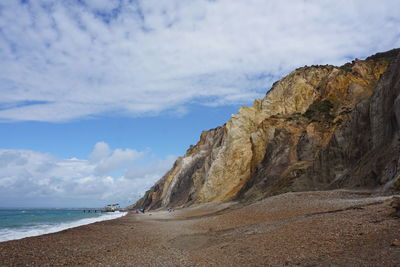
[196,60,388,203]
[134,54,395,210]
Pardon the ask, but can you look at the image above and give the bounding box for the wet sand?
[0,190,399,266]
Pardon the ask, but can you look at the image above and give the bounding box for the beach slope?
[1,190,399,266]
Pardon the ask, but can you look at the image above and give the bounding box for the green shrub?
[303,100,334,122]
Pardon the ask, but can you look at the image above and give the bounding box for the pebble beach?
[0,190,399,266]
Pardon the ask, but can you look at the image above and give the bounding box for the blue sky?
[1,0,400,208]
[0,104,243,159]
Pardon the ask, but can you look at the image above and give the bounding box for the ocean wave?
[0,211,127,242]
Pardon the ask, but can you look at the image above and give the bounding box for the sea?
[0,208,127,242]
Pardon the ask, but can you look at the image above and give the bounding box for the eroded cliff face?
[134,49,400,210]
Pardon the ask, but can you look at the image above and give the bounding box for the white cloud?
[89,141,111,162]
[0,143,175,207]
[95,148,143,175]
[125,154,176,180]
[83,0,120,12]
[0,0,399,122]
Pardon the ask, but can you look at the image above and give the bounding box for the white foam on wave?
[0,211,127,242]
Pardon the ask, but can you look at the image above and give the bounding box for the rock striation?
[134,49,400,210]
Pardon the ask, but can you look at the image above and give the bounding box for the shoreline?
[0,211,128,243]
[0,190,399,266]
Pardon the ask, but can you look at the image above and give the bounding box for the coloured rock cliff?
[134,49,400,210]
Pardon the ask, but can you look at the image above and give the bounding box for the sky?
[0,0,399,208]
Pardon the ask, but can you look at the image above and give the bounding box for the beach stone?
[390,196,400,217]
[390,240,400,247]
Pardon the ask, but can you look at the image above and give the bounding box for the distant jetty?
[83,203,120,213]
[103,203,120,212]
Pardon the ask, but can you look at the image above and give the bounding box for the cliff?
[134,48,400,210]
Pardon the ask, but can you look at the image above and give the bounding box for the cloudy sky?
[0,0,399,207]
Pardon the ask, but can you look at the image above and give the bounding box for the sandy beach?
[0,190,399,266]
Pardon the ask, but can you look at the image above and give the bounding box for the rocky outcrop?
[134,49,400,210]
